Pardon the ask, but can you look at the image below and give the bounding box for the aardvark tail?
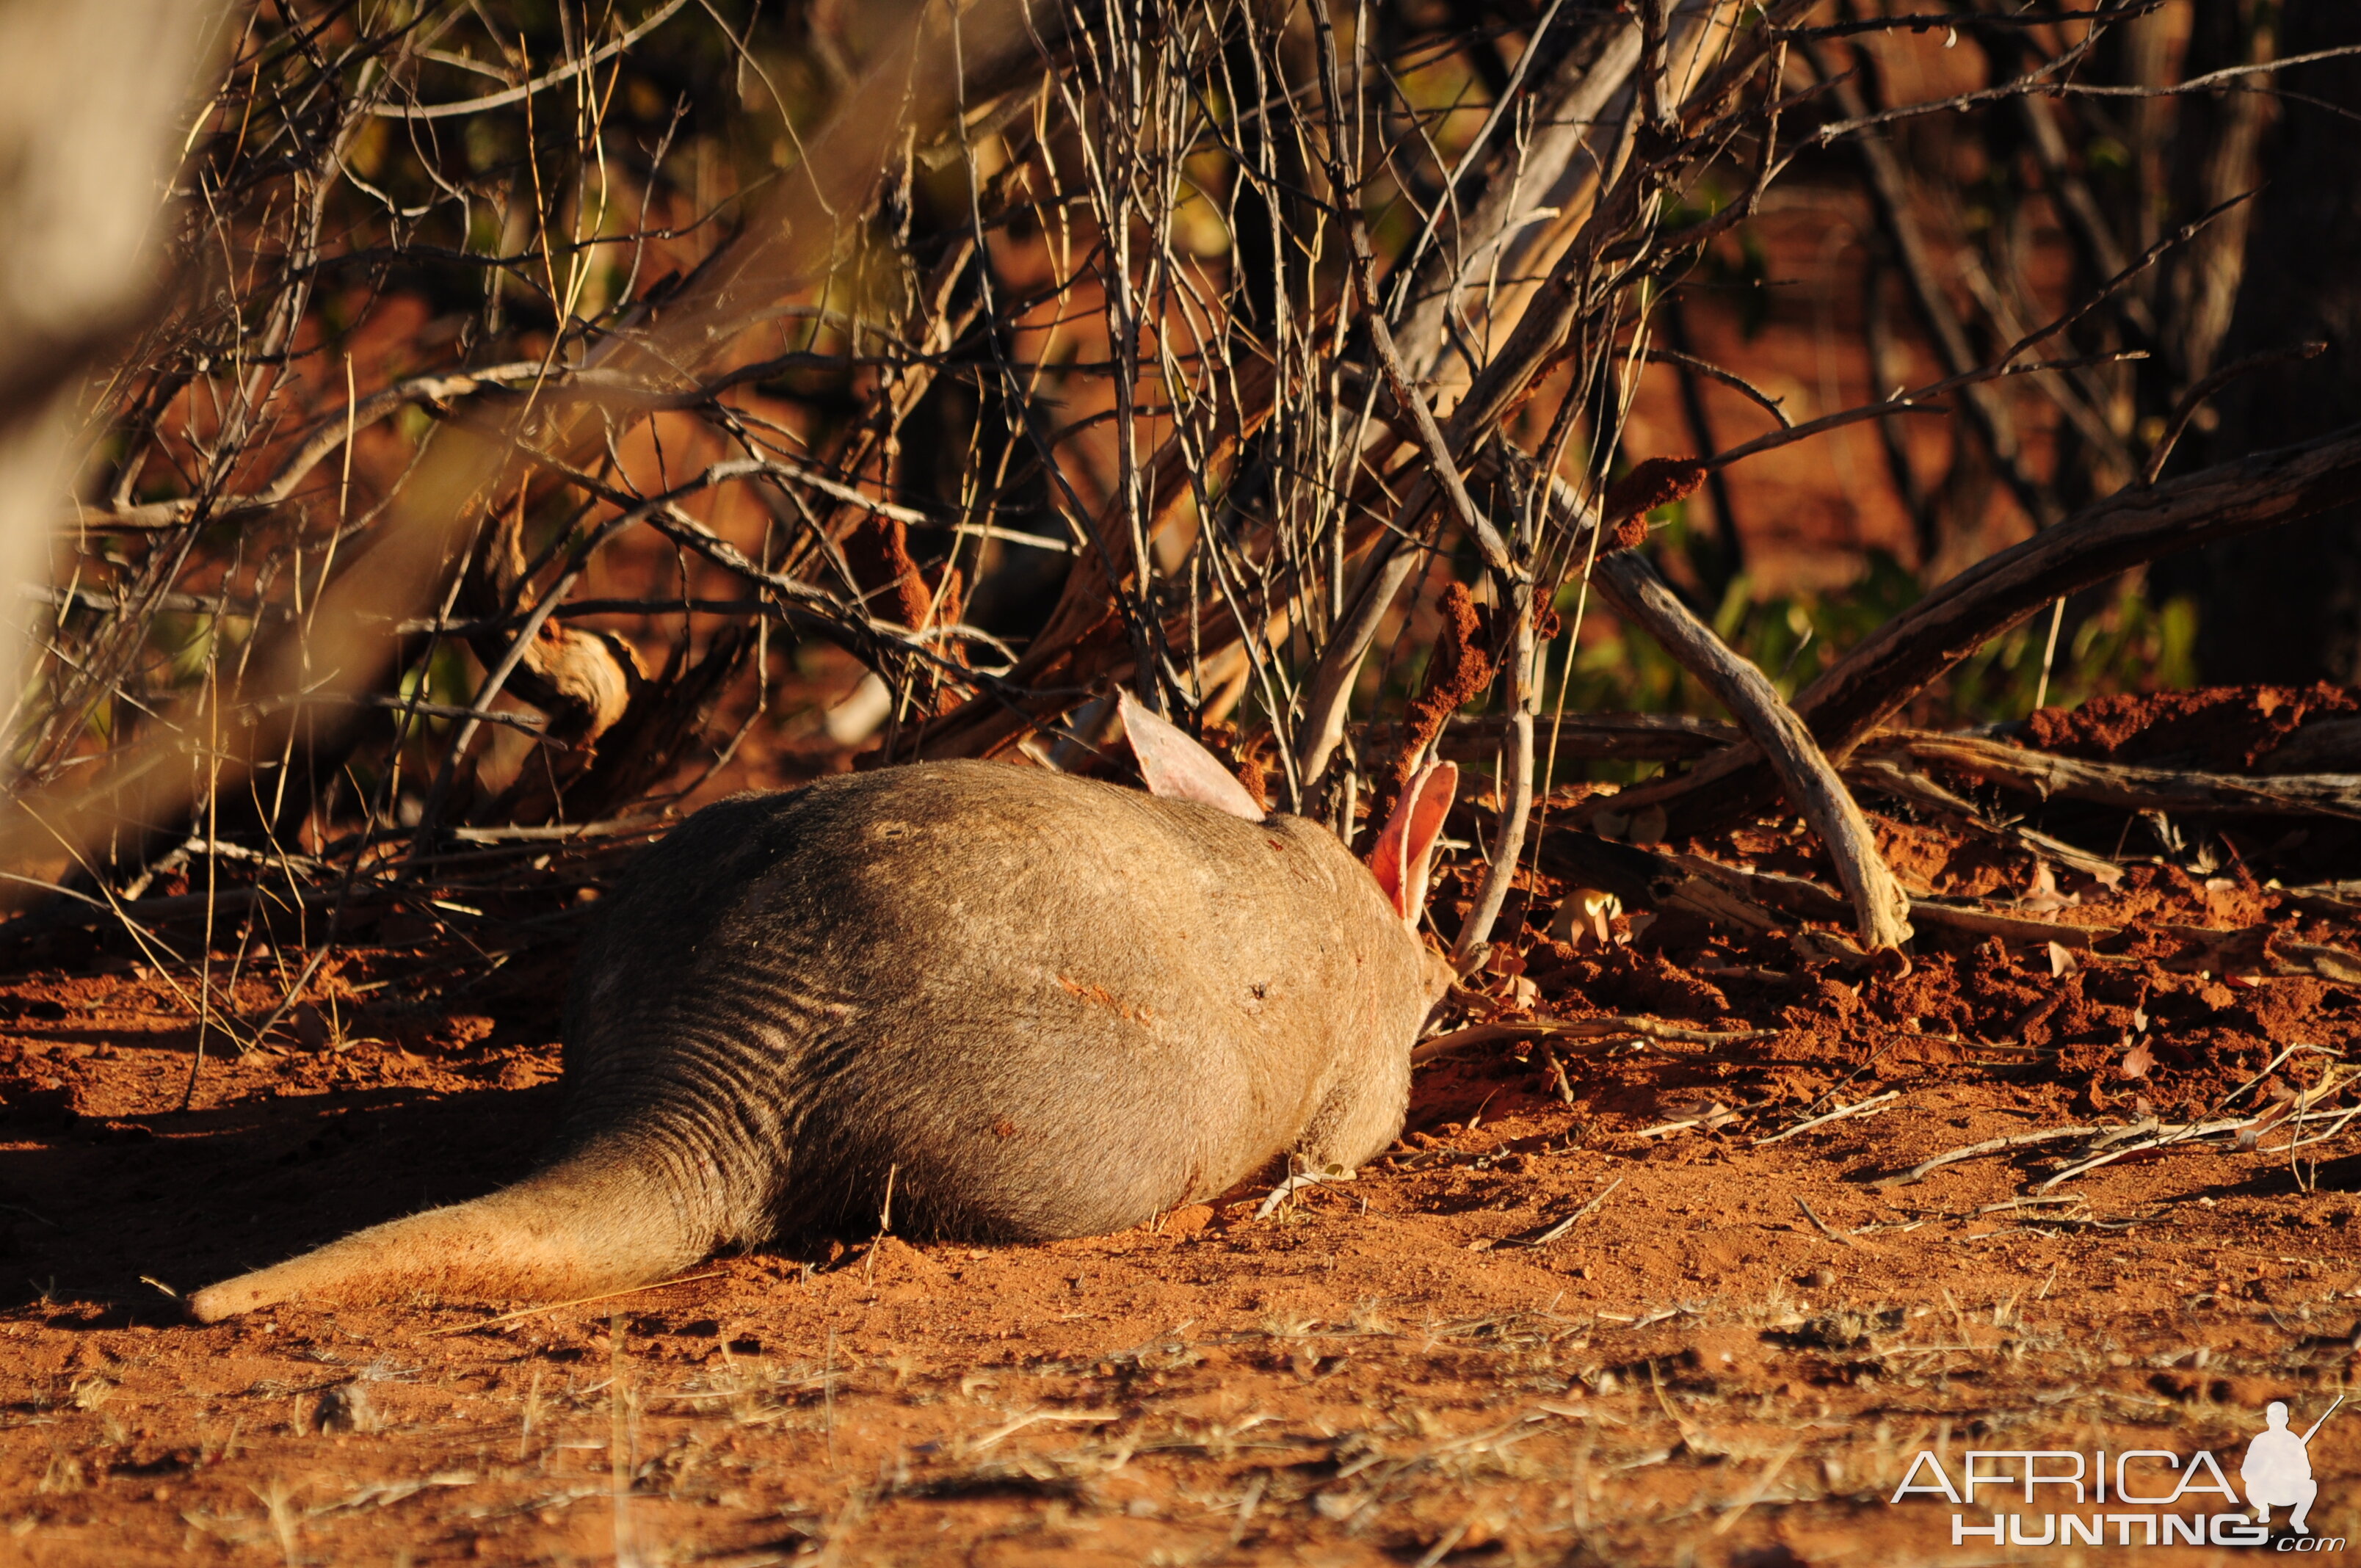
[186,1147,710,1322]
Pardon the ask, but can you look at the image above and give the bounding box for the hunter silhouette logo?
[2245,1397,2339,1535]
[1887,1396,2346,1550]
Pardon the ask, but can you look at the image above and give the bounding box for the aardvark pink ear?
[1368,762,1457,925]
[1117,689,1266,822]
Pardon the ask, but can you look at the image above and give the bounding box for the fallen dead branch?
[1869,1045,2356,1194]
[1589,551,1912,951]
[1635,1099,1745,1139]
[1479,1177,1625,1250]
[1753,1091,1901,1147]
[1672,853,2120,950]
[1871,1125,2100,1189]
[1840,753,2132,882]
[2033,1055,2360,1191]
[1910,901,2119,948]
[965,1409,1123,1455]
[1587,424,2361,839]
[1793,1197,1862,1249]
[1419,714,2361,837]
[1864,731,2361,821]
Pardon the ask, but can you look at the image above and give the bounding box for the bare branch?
[1590,551,1913,951]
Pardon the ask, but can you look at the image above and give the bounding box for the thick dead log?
[1676,854,2120,950]
[1840,752,2130,881]
[1595,424,2361,838]
[1907,901,2120,948]
[1870,730,2361,821]
[1589,551,1914,950]
[1427,706,2361,838]
[1538,821,2119,954]
[2260,716,2361,774]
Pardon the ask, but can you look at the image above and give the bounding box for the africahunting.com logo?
[1888,1397,2343,1550]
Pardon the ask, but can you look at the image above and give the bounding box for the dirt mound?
[2022,681,2361,770]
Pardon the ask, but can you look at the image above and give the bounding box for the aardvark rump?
[187,705,1455,1321]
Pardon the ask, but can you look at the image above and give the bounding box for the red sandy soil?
[2022,683,2361,771]
[3,692,2361,1565]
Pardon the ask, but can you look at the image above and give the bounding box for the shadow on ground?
[0,1081,559,1311]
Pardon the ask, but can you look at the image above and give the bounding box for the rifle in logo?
[2244,1395,2342,1535]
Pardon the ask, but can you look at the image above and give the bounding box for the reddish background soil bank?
[3,697,2360,1564]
